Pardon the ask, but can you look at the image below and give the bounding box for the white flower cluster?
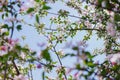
[14,74,28,80]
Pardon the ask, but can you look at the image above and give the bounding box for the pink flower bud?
[111,62,117,65]
[37,64,42,69]
[0,46,7,52]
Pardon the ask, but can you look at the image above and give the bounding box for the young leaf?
[42,5,51,10]
[36,14,39,23]
[27,8,34,13]
[41,49,52,62]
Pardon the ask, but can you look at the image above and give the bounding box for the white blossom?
[84,21,92,28]
[20,52,26,59]
[101,1,106,8]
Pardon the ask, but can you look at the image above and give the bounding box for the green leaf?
[72,46,78,50]
[42,5,51,10]
[31,51,36,55]
[2,14,4,19]
[36,14,39,23]
[116,26,120,31]
[84,51,94,59]
[16,25,22,31]
[4,31,9,36]
[42,72,45,80]
[114,13,120,21]
[35,0,40,2]
[101,69,107,76]
[63,53,75,58]
[76,64,81,70]
[41,49,52,62]
[84,5,88,9]
[68,75,73,80]
[5,13,8,17]
[2,24,8,29]
[87,62,95,67]
[27,8,34,13]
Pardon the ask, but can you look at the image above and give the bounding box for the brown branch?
[44,28,102,31]
[10,21,20,76]
[12,60,20,75]
[70,28,101,31]
[48,11,81,19]
[50,41,68,80]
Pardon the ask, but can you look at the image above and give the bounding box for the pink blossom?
[77,41,88,48]
[110,54,120,65]
[14,74,28,80]
[66,68,73,74]
[107,53,120,65]
[5,38,19,51]
[0,46,7,52]
[0,46,8,56]
[74,71,83,79]
[74,71,79,79]
[8,38,19,46]
[106,22,116,36]
[5,18,17,22]
[20,0,35,12]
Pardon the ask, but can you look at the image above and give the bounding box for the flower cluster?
[0,0,120,80]
[106,22,116,37]
[20,0,35,12]
[14,74,28,80]
[0,38,18,56]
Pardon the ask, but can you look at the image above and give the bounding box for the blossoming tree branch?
[0,0,120,80]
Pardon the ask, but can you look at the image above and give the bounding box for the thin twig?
[44,28,102,31]
[10,21,20,76]
[44,34,68,80]
[29,62,33,80]
[48,11,81,19]
[52,42,67,80]
[12,60,20,75]
[27,72,31,80]
[10,21,14,38]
